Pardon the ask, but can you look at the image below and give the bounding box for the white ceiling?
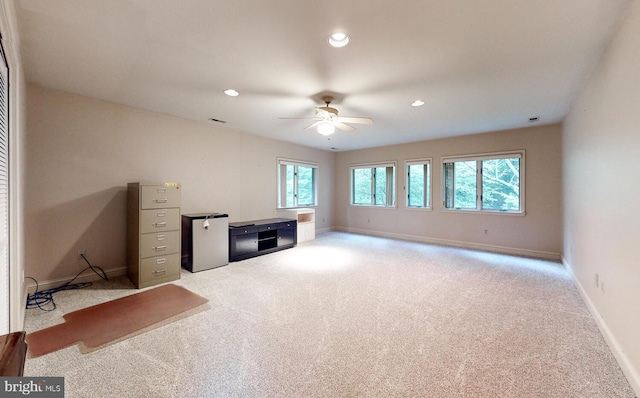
[14,0,631,151]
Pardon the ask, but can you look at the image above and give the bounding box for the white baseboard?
[26,266,128,294]
[315,227,332,236]
[563,257,640,396]
[333,227,561,261]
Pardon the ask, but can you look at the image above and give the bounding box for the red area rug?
[26,284,209,358]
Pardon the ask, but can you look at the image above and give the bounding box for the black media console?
[228,218,297,262]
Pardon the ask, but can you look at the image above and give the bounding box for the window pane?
[482,158,520,211]
[425,164,430,207]
[277,160,318,208]
[374,167,387,205]
[443,153,523,213]
[453,161,477,209]
[284,165,295,207]
[297,166,314,205]
[391,167,396,206]
[353,168,372,205]
[408,164,425,207]
[351,165,396,207]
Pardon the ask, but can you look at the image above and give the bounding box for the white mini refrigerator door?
[183,213,229,272]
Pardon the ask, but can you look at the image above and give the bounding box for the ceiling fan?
[281,95,373,136]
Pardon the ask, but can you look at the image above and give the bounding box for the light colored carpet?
[23,232,635,397]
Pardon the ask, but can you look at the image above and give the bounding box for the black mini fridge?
[181,213,229,272]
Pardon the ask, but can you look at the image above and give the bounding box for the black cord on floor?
[26,253,109,312]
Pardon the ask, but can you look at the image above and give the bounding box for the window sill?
[349,204,397,209]
[277,205,317,210]
[441,209,526,216]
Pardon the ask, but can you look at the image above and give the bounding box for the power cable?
[26,253,109,312]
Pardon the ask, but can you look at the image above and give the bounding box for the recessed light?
[411,100,425,107]
[328,33,350,48]
[224,89,239,97]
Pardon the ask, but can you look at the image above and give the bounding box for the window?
[277,159,318,208]
[405,159,431,209]
[443,151,524,213]
[351,162,396,207]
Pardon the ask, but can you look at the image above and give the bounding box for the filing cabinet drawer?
[139,254,180,285]
[139,231,180,259]
[140,208,180,233]
[141,184,181,209]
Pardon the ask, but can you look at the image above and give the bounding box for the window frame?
[277,158,318,209]
[442,150,525,214]
[350,161,397,208]
[405,158,432,210]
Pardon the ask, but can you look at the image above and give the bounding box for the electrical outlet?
[78,249,86,259]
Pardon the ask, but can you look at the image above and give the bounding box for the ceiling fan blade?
[332,121,357,132]
[304,121,323,131]
[279,117,316,120]
[337,116,373,125]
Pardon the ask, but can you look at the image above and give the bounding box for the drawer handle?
[154,245,167,251]
[154,198,168,203]
[156,235,166,241]
[157,188,167,193]
[152,269,167,275]
[157,212,166,217]
[154,222,167,228]
[156,258,166,264]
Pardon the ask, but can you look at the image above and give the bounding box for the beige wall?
[334,125,563,258]
[25,84,335,283]
[563,0,640,393]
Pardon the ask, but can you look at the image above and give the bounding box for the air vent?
[208,118,226,124]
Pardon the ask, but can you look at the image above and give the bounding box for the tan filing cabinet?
[127,182,181,288]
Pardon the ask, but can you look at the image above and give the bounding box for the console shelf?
[282,208,315,243]
[229,218,296,262]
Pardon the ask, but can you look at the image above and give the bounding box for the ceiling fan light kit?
[279,95,373,136]
[317,122,336,136]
